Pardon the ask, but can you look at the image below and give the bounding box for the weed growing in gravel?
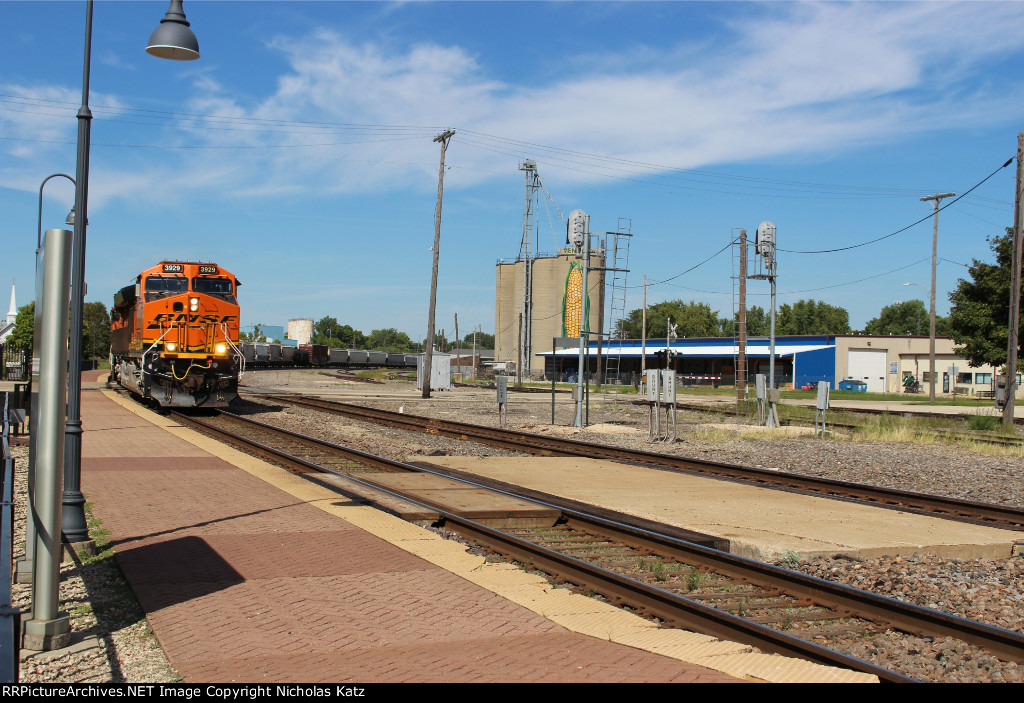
[779,551,802,567]
[968,412,999,432]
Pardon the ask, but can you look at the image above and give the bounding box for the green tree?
[313,316,339,341]
[721,305,771,337]
[366,328,414,352]
[7,302,35,348]
[311,317,366,348]
[617,300,723,339]
[239,324,263,342]
[776,299,851,335]
[81,301,110,361]
[463,331,494,349]
[863,300,949,336]
[948,228,1019,369]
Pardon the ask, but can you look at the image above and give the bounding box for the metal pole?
[516,313,522,387]
[641,275,647,387]
[1005,135,1024,424]
[768,275,777,427]
[24,228,73,652]
[63,0,95,549]
[574,219,590,427]
[37,175,76,252]
[423,129,454,398]
[19,174,76,584]
[920,192,955,403]
[737,230,747,401]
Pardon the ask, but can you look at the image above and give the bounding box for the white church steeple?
[6,279,15,326]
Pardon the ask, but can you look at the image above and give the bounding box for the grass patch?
[968,413,1000,432]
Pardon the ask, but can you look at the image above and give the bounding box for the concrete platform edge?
[100,389,878,684]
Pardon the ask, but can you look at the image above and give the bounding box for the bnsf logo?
[150,314,238,324]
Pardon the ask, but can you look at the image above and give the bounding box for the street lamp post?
[38,175,76,252]
[63,0,201,551]
[17,176,77,584]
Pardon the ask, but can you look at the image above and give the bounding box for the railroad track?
[672,401,1024,444]
[172,408,1024,683]
[245,393,1024,531]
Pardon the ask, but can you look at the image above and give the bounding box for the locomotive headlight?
[215,343,227,354]
[190,297,199,312]
[165,342,177,352]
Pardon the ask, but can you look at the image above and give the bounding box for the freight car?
[110,261,241,407]
[236,342,421,370]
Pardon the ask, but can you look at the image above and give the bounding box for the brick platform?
[80,388,738,683]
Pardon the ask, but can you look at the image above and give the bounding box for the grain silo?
[495,248,605,378]
[287,318,314,345]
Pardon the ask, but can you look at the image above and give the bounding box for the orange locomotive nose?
[110,260,241,408]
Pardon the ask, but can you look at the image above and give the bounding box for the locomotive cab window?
[192,277,235,301]
[144,276,189,301]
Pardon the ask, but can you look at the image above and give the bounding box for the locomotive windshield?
[145,276,189,301]
[192,277,234,298]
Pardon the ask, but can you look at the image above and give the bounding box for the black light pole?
[63,0,200,550]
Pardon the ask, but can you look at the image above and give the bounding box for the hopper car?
[237,342,421,369]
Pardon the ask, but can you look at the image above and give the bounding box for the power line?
[630,241,734,290]
[779,156,1015,254]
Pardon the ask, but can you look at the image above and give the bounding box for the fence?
[1,392,21,682]
[1,345,29,382]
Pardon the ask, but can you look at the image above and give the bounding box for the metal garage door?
[848,349,887,393]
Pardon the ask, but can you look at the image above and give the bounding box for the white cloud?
[5,2,1023,209]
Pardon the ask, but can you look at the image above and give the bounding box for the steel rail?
[174,409,725,548]
[251,393,1024,530]
[173,409,1024,679]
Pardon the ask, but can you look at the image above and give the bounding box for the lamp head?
[146,0,200,61]
[65,207,87,227]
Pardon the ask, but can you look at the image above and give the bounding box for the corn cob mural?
[562,262,589,337]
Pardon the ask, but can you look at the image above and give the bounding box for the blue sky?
[2,1,1023,343]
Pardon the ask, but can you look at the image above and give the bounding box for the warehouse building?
[539,334,1016,397]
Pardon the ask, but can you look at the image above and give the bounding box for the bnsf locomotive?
[110,261,241,407]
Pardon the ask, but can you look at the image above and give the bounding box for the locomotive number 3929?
[162,264,183,272]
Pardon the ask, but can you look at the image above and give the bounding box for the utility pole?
[737,229,747,402]
[921,191,955,403]
[1004,133,1024,424]
[519,161,539,381]
[423,129,454,399]
[454,313,459,378]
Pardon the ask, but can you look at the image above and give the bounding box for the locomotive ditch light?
[165,342,177,352]
[215,343,227,354]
